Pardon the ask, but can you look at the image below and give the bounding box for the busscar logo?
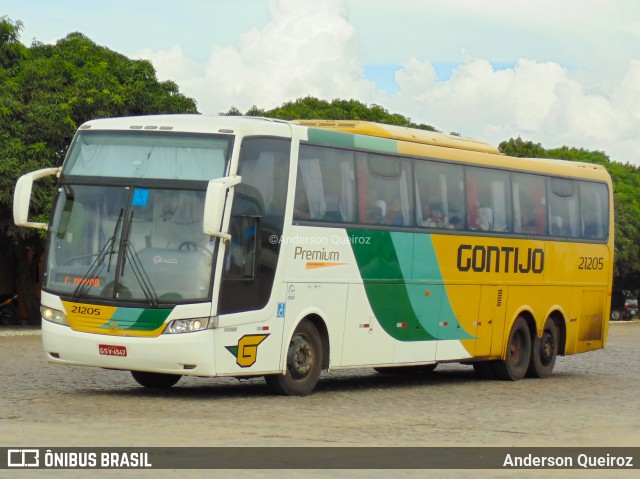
[8,449,39,468]
[225,334,269,367]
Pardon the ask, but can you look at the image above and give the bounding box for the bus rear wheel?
[131,371,181,388]
[527,318,558,378]
[265,321,323,396]
[491,316,531,381]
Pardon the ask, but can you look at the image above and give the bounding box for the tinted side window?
[512,173,547,235]
[414,160,465,230]
[294,145,356,223]
[548,178,579,237]
[579,181,608,240]
[466,166,511,233]
[357,153,414,227]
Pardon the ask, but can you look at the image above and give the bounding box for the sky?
[3,0,640,164]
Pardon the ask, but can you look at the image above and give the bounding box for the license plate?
[98,344,127,357]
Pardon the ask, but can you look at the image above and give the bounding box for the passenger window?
[294,145,356,223]
[357,153,413,226]
[466,167,511,233]
[512,173,547,235]
[579,181,608,240]
[414,160,465,229]
[548,178,579,237]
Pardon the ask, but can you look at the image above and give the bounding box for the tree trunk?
[13,240,40,326]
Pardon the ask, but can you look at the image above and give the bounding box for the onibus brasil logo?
[225,334,269,367]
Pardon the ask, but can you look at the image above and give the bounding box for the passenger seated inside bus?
[385,198,404,226]
[421,204,437,227]
[477,207,493,231]
[363,192,385,224]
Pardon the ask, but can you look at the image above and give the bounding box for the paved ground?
[0,322,639,478]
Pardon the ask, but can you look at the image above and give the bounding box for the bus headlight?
[41,306,68,326]
[164,318,211,334]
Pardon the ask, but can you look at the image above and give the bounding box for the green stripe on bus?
[130,308,173,331]
[307,128,355,148]
[353,134,397,154]
[348,229,474,341]
[307,128,398,154]
[101,307,172,331]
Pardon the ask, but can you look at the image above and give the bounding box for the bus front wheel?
[131,371,181,388]
[265,321,323,396]
[491,316,531,381]
[527,318,558,378]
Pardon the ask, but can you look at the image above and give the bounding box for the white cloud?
[136,0,374,114]
[133,0,640,164]
[385,56,640,164]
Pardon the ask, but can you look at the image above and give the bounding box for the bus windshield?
[63,131,230,181]
[46,185,214,304]
[43,130,233,304]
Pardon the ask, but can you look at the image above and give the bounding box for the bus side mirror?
[203,176,241,240]
[13,167,60,230]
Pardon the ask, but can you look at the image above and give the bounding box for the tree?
[0,18,197,324]
[222,96,438,131]
[498,137,548,158]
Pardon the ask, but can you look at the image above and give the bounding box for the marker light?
[164,318,211,334]
[40,306,68,326]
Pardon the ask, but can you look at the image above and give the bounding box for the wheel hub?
[288,336,314,379]
[539,332,554,365]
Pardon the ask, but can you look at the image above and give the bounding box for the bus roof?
[295,120,500,154]
[295,119,610,182]
[77,115,610,182]
[78,114,293,137]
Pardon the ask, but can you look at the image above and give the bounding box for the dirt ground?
[1,322,638,479]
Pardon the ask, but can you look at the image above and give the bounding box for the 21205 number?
[579,257,604,270]
[71,305,102,315]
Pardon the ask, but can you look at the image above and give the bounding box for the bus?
[14,115,613,396]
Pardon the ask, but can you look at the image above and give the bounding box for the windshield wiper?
[72,209,123,300]
[118,211,159,307]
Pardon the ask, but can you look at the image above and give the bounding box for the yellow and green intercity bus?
[14,115,613,395]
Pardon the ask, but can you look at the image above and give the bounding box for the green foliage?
[0,19,197,243]
[221,96,438,131]
[498,137,549,158]
[0,17,28,69]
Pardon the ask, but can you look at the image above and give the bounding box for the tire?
[265,321,323,396]
[491,316,532,381]
[610,309,622,321]
[374,364,437,375]
[131,371,181,388]
[527,318,558,378]
[473,361,495,379]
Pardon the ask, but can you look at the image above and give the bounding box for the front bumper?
[41,319,217,376]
